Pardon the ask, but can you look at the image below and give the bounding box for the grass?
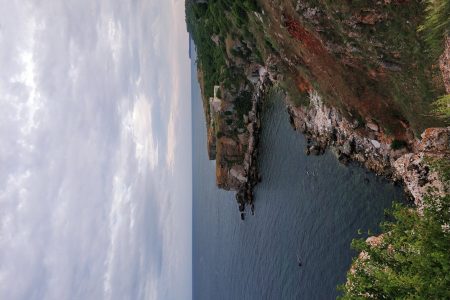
[418,0,450,60]
[431,94,450,122]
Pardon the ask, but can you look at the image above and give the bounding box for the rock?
[371,139,381,149]
[338,153,350,165]
[366,121,379,132]
[230,165,247,183]
[418,127,450,153]
[310,145,321,155]
[289,114,296,129]
[343,139,354,155]
[366,235,383,247]
[418,177,428,187]
[379,60,402,72]
[238,133,249,146]
[247,122,254,134]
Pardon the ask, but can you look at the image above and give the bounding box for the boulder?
[371,139,381,149]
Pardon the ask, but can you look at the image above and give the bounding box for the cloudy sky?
[0,0,191,299]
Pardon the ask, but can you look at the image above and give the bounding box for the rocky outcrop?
[287,91,449,207]
[216,75,269,195]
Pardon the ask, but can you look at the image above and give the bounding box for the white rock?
[371,140,381,148]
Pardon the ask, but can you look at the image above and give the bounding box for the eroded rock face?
[214,74,269,194]
[440,35,450,93]
[287,91,449,208]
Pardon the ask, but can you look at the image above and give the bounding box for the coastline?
[286,91,449,207]
[226,78,448,215]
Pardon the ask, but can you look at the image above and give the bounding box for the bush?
[340,157,450,299]
[339,193,450,299]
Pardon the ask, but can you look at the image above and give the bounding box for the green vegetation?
[186,0,259,98]
[419,0,450,59]
[234,90,253,127]
[431,94,450,122]
[425,156,450,184]
[298,0,444,133]
[339,160,450,299]
[419,0,450,125]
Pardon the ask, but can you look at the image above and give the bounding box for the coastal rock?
[287,91,448,208]
[342,139,354,155]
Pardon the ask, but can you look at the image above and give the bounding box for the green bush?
[339,192,450,299]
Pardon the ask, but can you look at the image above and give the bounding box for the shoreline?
[286,91,448,208]
[235,83,448,217]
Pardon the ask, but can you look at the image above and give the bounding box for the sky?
[0,0,191,299]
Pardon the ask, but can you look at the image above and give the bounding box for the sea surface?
[191,60,406,299]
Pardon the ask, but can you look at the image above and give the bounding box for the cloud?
[0,0,191,299]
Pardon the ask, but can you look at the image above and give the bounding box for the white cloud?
[0,0,191,299]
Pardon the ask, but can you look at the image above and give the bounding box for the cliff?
[186,0,449,212]
[288,90,449,206]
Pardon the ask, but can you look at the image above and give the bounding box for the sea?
[191,52,406,300]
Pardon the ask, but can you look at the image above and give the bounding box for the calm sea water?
[192,61,406,299]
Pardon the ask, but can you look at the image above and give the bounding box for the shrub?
[339,194,450,299]
[339,160,450,299]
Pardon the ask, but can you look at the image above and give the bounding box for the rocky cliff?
[287,90,449,207]
[187,0,449,214]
